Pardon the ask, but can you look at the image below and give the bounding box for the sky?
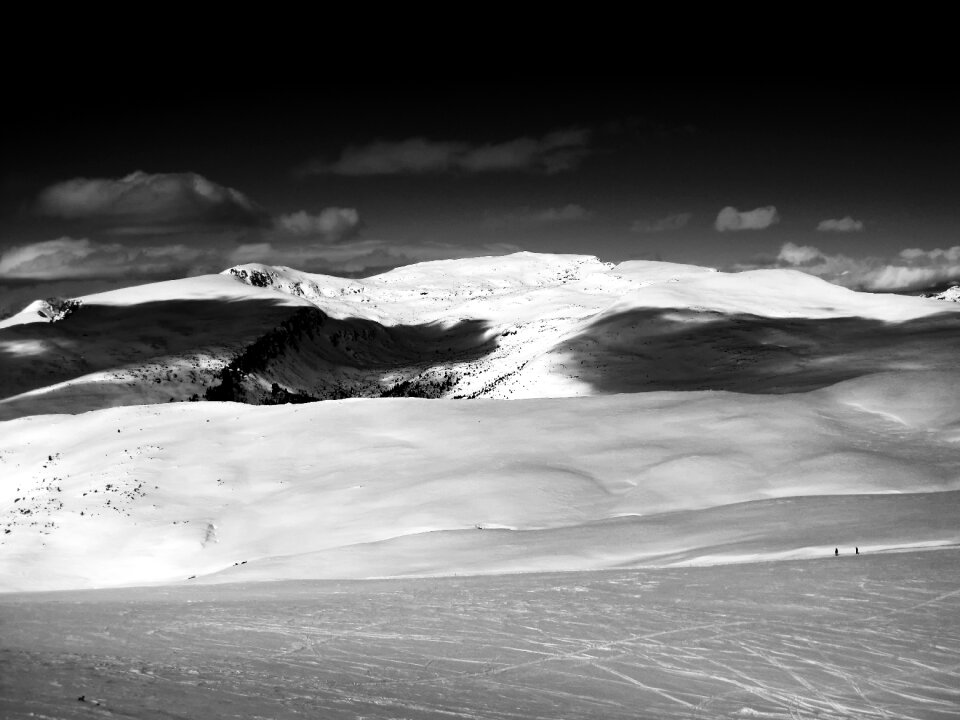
[3,69,960,315]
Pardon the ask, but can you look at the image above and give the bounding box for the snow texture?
[1,551,958,719]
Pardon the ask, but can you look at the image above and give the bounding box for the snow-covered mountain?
[928,285,960,302]
[2,252,959,420]
[3,253,960,591]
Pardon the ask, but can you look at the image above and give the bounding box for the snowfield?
[2,551,958,719]
[1,253,958,718]
[2,369,959,591]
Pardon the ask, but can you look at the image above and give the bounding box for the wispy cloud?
[766,242,960,291]
[900,247,960,263]
[630,212,692,233]
[0,235,523,281]
[303,129,591,176]
[0,237,223,280]
[715,206,780,232]
[483,204,593,229]
[274,208,361,242]
[817,216,864,232]
[36,171,268,231]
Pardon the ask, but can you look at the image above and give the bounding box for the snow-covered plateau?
[1,252,958,718]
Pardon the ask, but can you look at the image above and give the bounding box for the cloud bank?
[817,216,864,232]
[715,206,780,232]
[0,237,222,280]
[36,172,267,231]
[305,129,591,176]
[16,171,376,279]
[631,212,692,233]
[772,242,960,292]
[9,169,530,285]
[0,236,522,281]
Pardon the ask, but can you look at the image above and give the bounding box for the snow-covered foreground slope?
[3,551,959,720]
[3,370,959,592]
[3,252,960,419]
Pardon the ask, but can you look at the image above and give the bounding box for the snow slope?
[2,370,959,591]
[4,551,958,720]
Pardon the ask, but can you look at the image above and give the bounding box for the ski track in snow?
[1,551,959,719]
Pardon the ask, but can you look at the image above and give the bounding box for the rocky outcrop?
[27,298,83,322]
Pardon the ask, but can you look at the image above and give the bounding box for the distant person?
[835,547,838,556]
[856,547,859,555]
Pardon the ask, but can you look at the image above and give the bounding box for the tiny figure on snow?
[835,547,839,556]
[856,547,859,555]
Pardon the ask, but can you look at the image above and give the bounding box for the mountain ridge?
[2,252,960,419]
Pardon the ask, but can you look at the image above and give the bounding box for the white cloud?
[715,206,780,232]
[759,242,960,292]
[777,242,825,266]
[484,204,593,228]
[899,246,960,263]
[274,208,361,241]
[304,129,591,176]
[36,171,267,230]
[0,237,222,280]
[863,264,960,291]
[817,216,864,232]
[630,212,692,233]
[0,238,95,278]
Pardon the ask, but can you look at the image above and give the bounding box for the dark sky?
[3,61,960,313]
